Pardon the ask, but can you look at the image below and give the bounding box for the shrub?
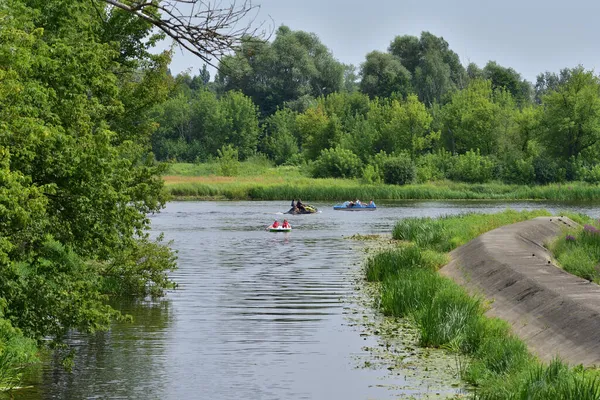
[533,156,565,184]
[382,155,416,185]
[361,164,382,184]
[311,147,363,179]
[449,150,494,183]
[581,164,600,184]
[416,154,444,183]
[500,156,535,184]
[217,145,240,176]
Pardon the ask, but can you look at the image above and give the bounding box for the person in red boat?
[282,219,291,229]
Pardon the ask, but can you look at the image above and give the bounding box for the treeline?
[152,27,600,185]
[0,0,177,385]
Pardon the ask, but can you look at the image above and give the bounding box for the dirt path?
[441,216,600,366]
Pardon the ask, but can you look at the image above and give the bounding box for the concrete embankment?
[441,216,600,366]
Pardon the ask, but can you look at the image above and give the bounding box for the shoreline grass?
[365,210,600,398]
[163,163,600,202]
[550,214,600,284]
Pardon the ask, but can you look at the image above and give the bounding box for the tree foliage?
[388,32,467,104]
[0,0,180,383]
[359,51,412,99]
[216,26,344,116]
[540,67,600,160]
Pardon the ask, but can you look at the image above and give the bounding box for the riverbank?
[163,163,600,201]
[365,210,600,398]
[442,216,600,366]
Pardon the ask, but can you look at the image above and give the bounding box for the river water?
[9,201,600,400]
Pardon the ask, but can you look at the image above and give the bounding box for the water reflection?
[10,300,171,400]
[9,200,600,399]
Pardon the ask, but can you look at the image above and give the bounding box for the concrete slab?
[440,216,600,366]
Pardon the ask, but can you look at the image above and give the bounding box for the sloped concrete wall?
[440,216,600,366]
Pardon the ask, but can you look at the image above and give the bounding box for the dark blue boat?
[333,201,376,211]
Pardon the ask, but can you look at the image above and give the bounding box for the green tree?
[217,26,344,116]
[441,79,501,155]
[259,108,299,165]
[340,118,379,162]
[391,95,439,159]
[389,32,467,104]
[483,61,532,106]
[541,67,600,160]
[296,106,342,160]
[220,91,260,160]
[189,89,226,159]
[359,51,412,99]
[0,0,176,362]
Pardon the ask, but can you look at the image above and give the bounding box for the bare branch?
[97,0,270,68]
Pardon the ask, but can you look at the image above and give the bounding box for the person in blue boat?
[348,199,361,207]
[368,200,375,206]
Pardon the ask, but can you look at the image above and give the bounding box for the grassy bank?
[365,210,600,398]
[163,162,600,201]
[550,214,600,284]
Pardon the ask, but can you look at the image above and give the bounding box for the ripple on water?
[19,200,600,399]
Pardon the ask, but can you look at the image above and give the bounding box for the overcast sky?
[165,0,600,83]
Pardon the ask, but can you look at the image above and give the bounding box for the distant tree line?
[151,27,600,186]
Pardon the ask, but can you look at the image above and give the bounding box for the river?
[9,200,600,400]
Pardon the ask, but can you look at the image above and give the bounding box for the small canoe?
[333,201,377,211]
[268,226,292,232]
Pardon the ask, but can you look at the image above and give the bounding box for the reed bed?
[365,210,600,398]
[163,163,600,201]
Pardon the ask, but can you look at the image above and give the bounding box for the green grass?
[392,209,552,252]
[365,210,600,398]
[0,316,38,390]
[550,215,600,283]
[163,162,600,201]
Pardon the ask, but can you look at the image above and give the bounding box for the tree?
[359,51,412,99]
[97,0,266,67]
[534,68,573,104]
[413,50,454,106]
[441,79,501,155]
[0,0,176,365]
[483,61,532,106]
[390,95,439,159]
[296,106,342,160]
[342,64,360,93]
[259,108,299,165]
[466,62,484,81]
[220,91,261,160]
[541,67,600,160]
[388,32,467,104]
[217,26,344,116]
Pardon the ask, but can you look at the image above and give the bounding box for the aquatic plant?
[366,210,600,399]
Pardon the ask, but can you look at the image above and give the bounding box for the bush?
[500,156,535,184]
[311,147,363,179]
[415,150,454,183]
[217,145,240,176]
[581,164,600,184]
[382,155,416,185]
[533,156,565,184]
[361,164,382,184]
[449,150,494,183]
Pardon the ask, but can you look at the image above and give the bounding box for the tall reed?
[366,210,600,398]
